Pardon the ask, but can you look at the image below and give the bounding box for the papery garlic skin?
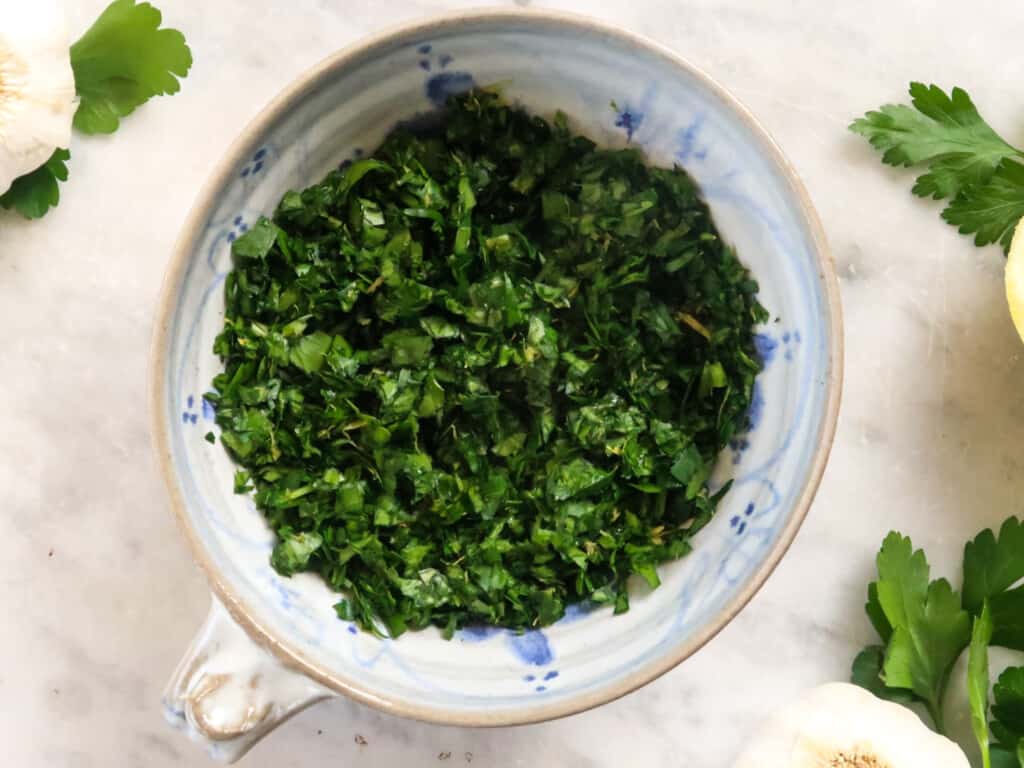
[735,683,970,768]
[0,0,76,194]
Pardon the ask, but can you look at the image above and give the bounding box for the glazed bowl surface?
[153,9,842,729]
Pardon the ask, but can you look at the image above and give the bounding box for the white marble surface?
[3,1,1024,765]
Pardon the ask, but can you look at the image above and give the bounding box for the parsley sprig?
[852,517,1024,766]
[70,0,192,135]
[0,0,191,219]
[851,83,1024,253]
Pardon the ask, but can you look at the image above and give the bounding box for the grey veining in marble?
[3,1,1024,766]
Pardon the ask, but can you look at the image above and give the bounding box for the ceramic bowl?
[151,9,842,762]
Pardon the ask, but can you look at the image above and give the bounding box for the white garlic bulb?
[0,0,76,194]
[734,683,970,768]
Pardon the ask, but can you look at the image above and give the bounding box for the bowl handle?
[163,595,335,762]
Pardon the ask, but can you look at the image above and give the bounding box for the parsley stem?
[927,699,946,735]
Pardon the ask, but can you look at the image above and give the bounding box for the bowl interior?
[156,12,837,723]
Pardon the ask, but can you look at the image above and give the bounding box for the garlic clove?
[0,0,77,194]
[735,683,970,768]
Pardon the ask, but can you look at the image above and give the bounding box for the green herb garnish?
[0,149,71,220]
[851,83,1024,253]
[209,90,767,637]
[862,532,971,731]
[0,0,191,219]
[69,0,193,135]
[993,667,1024,766]
[970,601,995,768]
[852,517,1024,766]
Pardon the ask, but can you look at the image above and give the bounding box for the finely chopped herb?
[207,90,768,637]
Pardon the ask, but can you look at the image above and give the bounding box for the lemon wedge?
[1006,217,1024,342]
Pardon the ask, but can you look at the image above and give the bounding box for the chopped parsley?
[208,91,767,637]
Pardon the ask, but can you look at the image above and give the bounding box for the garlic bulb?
[734,683,970,768]
[0,0,76,194]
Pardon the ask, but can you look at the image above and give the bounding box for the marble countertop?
[4,1,1024,765]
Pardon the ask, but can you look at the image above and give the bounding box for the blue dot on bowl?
[753,333,778,364]
[425,72,476,108]
[614,108,644,141]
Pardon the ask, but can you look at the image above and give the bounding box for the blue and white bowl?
[151,10,842,761]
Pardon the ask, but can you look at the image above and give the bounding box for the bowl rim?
[150,6,844,727]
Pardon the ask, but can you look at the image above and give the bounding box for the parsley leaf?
[289,331,335,374]
[0,149,71,219]
[992,667,1024,759]
[208,90,767,635]
[874,532,929,622]
[865,581,894,642]
[850,83,1019,200]
[850,645,918,705]
[70,0,193,135]
[271,530,323,576]
[990,587,1024,651]
[854,518,1024,761]
[964,517,1024,651]
[969,602,995,768]
[963,517,1024,614]
[991,749,1021,768]
[943,160,1024,252]
[851,83,1024,254]
[231,217,280,259]
[873,532,971,731]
